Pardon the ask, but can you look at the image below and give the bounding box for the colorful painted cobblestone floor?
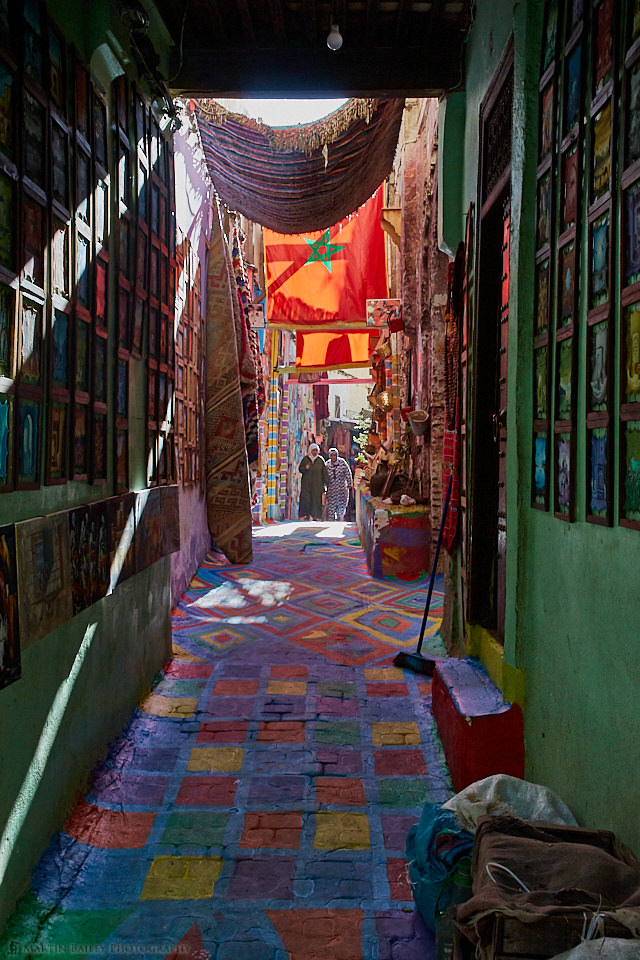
[1,521,453,960]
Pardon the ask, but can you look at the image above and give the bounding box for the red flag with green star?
[265,187,387,328]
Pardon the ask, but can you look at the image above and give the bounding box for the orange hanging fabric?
[265,188,388,328]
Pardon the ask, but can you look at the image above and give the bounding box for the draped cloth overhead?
[296,331,376,370]
[193,98,406,234]
[205,202,253,564]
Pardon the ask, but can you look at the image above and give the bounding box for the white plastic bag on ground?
[550,938,640,958]
[441,773,577,833]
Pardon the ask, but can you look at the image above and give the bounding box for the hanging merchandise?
[442,242,465,553]
[204,202,253,564]
[264,188,388,328]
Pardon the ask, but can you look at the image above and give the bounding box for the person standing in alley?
[298,442,328,520]
[325,447,353,521]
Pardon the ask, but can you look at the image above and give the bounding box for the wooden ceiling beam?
[170,42,461,96]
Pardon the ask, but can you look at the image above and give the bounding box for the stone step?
[432,657,524,792]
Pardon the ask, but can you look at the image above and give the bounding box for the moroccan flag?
[296,330,377,370]
[265,187,388,327]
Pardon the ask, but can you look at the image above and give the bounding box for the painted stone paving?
[1,522,452,959]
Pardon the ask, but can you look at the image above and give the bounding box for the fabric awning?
[192,98,405,233]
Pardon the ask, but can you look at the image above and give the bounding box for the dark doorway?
[467,42,513,642]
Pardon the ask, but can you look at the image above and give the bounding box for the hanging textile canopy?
[192,97,405,234]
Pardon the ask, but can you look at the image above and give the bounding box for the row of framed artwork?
[0,484,180,693]
[532,0,640,529]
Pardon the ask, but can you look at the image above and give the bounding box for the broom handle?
[416,472,453,655]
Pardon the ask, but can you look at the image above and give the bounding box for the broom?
[393,472,453,675]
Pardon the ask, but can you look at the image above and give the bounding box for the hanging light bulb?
[326,23,343,51]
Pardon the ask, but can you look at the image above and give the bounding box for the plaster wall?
[0,560,172,927]
[441,0,640,855]
[0,3,182,927]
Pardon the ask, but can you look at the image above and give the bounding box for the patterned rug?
[0,522,451,960]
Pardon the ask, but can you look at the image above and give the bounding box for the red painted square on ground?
[65,801,155,849]
[315,777,366,806]
[270,665,309,679]
[211,678,259,696]
[163,662,213,679]
[374,749,427,776]
[387,857,412,899]
[257,721,306,742]
[175,775,238,806]
[239,811,302,849]
[196,721,249,743]
[366,683,409,698]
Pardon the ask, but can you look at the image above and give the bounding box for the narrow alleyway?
[1,523,451,960]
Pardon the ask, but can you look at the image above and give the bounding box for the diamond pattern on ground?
[286,622,392,666]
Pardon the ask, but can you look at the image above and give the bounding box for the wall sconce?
[326,23,343,51]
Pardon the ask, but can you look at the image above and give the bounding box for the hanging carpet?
[204,202,253,565]
[193,98,405,234]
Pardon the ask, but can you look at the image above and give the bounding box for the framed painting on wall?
[591,100,612,204]
[0,522,20,689]
[23,89,45,188]
[588,426,609,519]
[593,0,615,96]
[116,357,128,420]
[533,432,549,509]
[52,308,69,390]
[555,432,573,517]
[563,44,582,137]
[624,300,640,403]
[558,241,576,326]
[52,219,69,298]
[48,27,65,113]
[75,317,90,396]
[51,122,69,209]
[539,83,555,163]
[96,179,108,248]
[556,336,573,421]
[536,171,552,248]
[115,427,128,491]
[118,286,129,350]
[0,173,15,272]
[0,282,14,379]
[22,196,45,288]
[90,500,110,603]
[589,319,609,409]
[0,392,13,490]
[589,212,610,309]
[624,181,640,288]
[93,333,106,403]
[561,144,579,231]
[92,410,107,483]
[68,504,91,614]
[535,258,551,334]
[626,60,640,169]
[47,401,67,483]
[0,59,15,162]
[16,512,73,649]
[76,232,90,308]
[19,296,43,386]
[622,420,640,523]
[107,492,136,584]
[135,487,163,571]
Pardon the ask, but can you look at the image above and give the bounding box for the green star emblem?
[304,230,345,273]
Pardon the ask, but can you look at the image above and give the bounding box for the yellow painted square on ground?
[171,642,205,663]
[364,667,405,681]
[266,680,307,695]
[140,694,198,719]
[187,746,244,772]
[371,721,421,746]
[314,811,370,850]
[140,856,223,900]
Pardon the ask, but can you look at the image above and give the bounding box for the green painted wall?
[0,559,172,927]
[441,0,640,856]
[0,2,180,929]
